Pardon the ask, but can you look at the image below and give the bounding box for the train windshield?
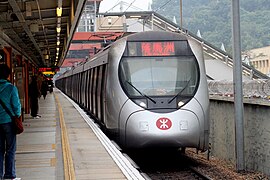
[119,56,199,97]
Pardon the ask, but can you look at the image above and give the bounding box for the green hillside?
[152,0,270,54]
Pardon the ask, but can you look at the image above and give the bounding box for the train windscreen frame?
[119,40,200,109]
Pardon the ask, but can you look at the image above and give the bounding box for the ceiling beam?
[59,0,87,66]
[8,0,45,65]
[0,28,38,66]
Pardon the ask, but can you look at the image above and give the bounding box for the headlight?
[178,101,185,107]
[134,99,147,108]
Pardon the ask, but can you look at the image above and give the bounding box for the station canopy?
[0,0,101,68]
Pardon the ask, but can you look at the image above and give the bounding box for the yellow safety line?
[55,93,76,180]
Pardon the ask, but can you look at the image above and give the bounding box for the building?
[244,46,270,76]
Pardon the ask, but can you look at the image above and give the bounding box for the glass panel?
[119,56,199,97]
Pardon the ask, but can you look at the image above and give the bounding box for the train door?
[73,74,77,101]
[90,68,95,114]
[89,69,93,113]
[78,73,83,105]
[83,71,88,108]
[93,67,99,117]
[85,70,90,111]
[81,71,86,107]
[96,66,103,121]
[100,65,107,124]
[75,74,79,102]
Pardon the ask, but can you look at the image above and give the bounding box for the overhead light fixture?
[56,27,61,33]
[56,7,62,17]
[57,41,60,46]
[56,47,59,51]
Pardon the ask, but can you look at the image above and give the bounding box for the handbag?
[0,98,24,134]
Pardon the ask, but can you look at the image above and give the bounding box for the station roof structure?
[62,31,125,67]
[0,0,102,68]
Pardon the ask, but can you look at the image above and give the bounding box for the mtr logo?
[156,117,172,130]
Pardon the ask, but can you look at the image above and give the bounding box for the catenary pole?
[180,0,183,29]
[231,0,245,172]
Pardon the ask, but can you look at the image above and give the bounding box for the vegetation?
[151,0,270,54]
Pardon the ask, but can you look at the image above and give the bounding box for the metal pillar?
[232,0,245,172]
[180,0,183,29]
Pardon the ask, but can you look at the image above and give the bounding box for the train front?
[115,32,209,150]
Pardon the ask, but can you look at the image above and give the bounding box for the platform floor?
[15,89,138,180]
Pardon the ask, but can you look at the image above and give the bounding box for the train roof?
[126,31,187,41]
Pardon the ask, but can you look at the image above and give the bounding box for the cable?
[153,0,173,13]
[104,0,137,32]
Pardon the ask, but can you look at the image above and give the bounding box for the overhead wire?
[116,0,174,31]
[153,0,173,12]
[93,0,137,42]
[104,0,137,32]
[95,0,174,41]
[96,0,121,32]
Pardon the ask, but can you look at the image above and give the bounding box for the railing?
[148,12,269,80]
[97,11,269,80]
[208,80,270,99]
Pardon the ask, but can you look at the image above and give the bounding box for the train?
[55,31,209,151]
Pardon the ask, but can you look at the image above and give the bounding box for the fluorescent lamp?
[57,41,60,46]
[56,27,61,33]
[56,7,62,17]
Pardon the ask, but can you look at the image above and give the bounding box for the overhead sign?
[42,71,55,75]
[38,67,59,72]
[141,42,175,56]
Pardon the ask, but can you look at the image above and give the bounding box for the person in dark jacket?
[41,79,48,99]
[0,64,21,180]
[29,76,40,118]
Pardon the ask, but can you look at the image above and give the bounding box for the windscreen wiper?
[126,81,156,104]
[168,78,191,104]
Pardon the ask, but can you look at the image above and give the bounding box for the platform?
[15,89,144,180]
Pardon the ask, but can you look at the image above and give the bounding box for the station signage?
[38,67,60,72]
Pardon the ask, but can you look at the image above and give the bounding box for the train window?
[119,56,199,98]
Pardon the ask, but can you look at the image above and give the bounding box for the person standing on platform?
[29,76,41,118]
[41,79,48,99]
[0,64,21,180]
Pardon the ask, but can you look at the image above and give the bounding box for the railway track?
[125,149,213,180]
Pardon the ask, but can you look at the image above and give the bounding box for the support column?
[14,55,24,111]
[3,47,12,83]
[24,59,30,114]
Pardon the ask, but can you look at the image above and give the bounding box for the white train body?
[56,31,209,151]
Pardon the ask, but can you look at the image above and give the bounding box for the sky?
[99,0,152,12]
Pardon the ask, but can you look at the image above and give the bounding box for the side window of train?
[82,71,86,107]
[100,64,107,124]
[94,67,100,117]
[91,68,96,115]
[88,69,92,112]
[85,70,90,111]
[97,66,103,121]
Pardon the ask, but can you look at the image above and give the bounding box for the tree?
[151,0,270,51]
